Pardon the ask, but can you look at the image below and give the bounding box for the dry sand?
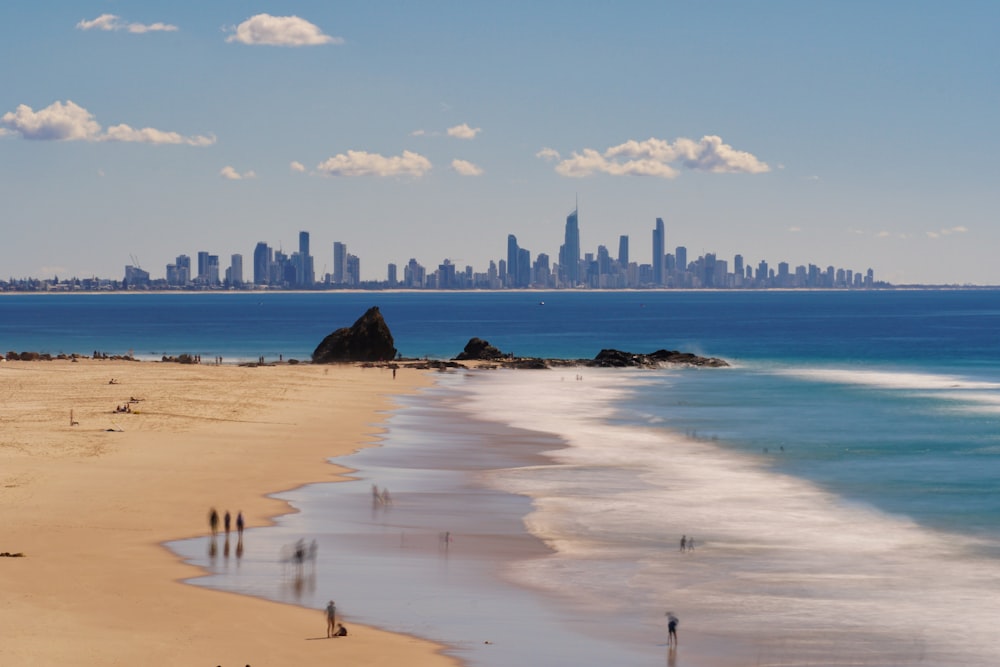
[0,358,460,667]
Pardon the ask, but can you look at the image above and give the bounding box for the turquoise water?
[8,290,1000,664]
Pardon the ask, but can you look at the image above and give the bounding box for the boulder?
[591,348,728,368]
[453,337,508,361]
[312,307,397,363]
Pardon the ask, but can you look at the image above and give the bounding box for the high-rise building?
[197,251,210,283]
[207,255,220,286]
[559,207,580,286]
[297,231,314,287]
[653,218,665,285]
[333,242,347,284]
[253,242,271,285]
[517,247,531,287]
[618,235,629,266]
[345,254,360,286]
[675,246,687,274]
[229,254,243,286]
[507,234,520,288]
[387,263,398,287]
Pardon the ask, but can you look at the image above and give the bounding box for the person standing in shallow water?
[209,508,219,536]
[236,511,244,538]
[666,612,679,646]
[224,510,231,536]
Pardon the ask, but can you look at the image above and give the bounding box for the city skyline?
[3,3,999,285]
[83,207,881,291]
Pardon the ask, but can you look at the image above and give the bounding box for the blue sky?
[2,1,998,285]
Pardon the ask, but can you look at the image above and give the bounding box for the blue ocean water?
[7,290,1000,664]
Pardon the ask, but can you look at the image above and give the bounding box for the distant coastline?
[3,284,1000,296]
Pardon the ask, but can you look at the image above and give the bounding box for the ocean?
[5,290,1000,665]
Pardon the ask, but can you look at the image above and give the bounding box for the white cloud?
[410,129,427,137]
[536,147,560,161]
[1,100,214,145]
[551,135,769,179]
[876,231,891,238]
[926,226,968,239]
[2,100,101,141]
[226,14,341,46]
[788,226,802,233]
[451,159,483,176]
[104,124,215,146]
[447,123,482,140]
[315,150,432,177]
[289,161,306,173]
[220,166,256,180]
[77,14,178,33]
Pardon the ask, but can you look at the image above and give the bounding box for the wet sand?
[0,358,459,667]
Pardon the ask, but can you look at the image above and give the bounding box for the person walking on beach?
[209,508,219,536]
[236,511,244,538]
[325,600,337,637]
[224,510,231,536]
[680,535,686,552]
[666,612,679,647]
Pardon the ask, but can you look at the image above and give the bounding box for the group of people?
[679,535,695,552]
[325,600,348,638]
[371,484,392,507]
[209,508,245,538]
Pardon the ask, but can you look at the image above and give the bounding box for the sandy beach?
[0,358,460,667]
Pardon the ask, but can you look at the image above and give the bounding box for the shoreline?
[0,358,461,666]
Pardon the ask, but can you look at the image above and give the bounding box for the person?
[209,508,219,536]
[680,535,686,552]
[325,600,337,637]
[224,510,231,535]
[334,623,348,637]
[236,511,244,538]
[666,612,679,646]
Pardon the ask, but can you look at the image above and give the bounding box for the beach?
[0,358,460,667]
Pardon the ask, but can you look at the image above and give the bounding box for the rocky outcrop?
[453,337,508,361]
[590,348,728,368]
[312,307,397,363]
[449,341,728,369]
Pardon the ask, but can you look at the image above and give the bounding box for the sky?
[2,1,999,285]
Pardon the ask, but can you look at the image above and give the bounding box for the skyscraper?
[653,218,665,285]
[333,242,347,284]
[297,231,313,287]
[507,234,520,288]
[618,235,629,266]
[560,207,580,286]
[229,253,243,286]
[253,242,271,285]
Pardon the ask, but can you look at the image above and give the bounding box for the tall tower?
[253,242,271,285]
[298,231,313,287]
[333,242,347,284]
[618,235,629,266]
[507,234,520,288]
[562,207,580,285]
[652,218,665,285]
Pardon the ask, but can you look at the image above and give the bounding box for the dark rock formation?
[591,348,728,368]
[453,337,508,361]
[449,340,728,369]
[312,306,397,363]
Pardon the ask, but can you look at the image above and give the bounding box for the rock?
[312,307,397,363]
[590,348,728,368]
[453,337,508,361]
